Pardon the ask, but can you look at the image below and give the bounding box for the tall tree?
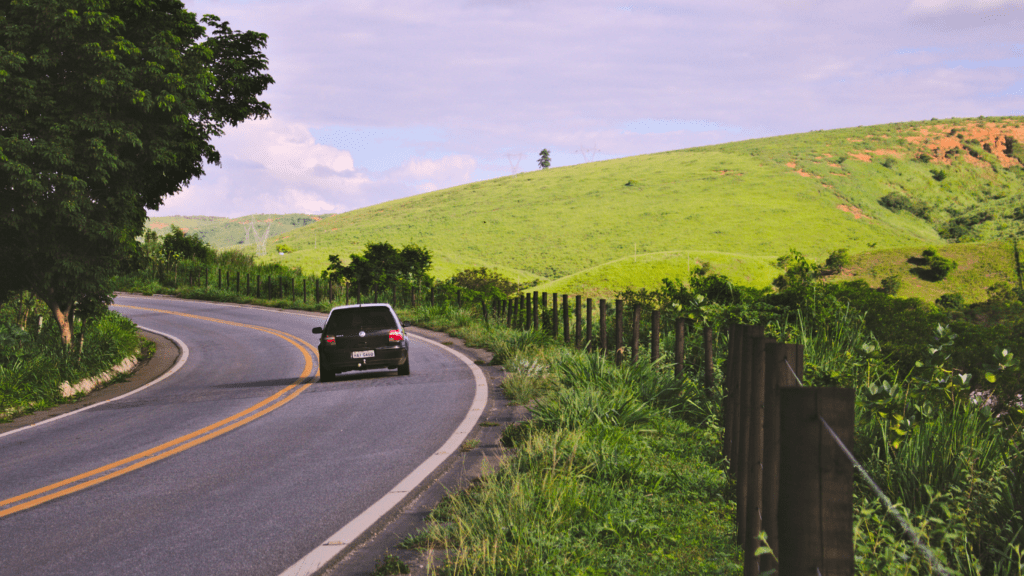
[0,0,273,345]
[537,148,551,169]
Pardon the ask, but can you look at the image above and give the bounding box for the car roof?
[326,303,396,313]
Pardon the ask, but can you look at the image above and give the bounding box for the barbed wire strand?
[783,359,955,576]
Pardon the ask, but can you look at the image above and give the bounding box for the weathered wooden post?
[247,274,250,296]
[675,317,686,379]
[631,304,641,363]
[482,298,489,327]
[541,293,548,330]
[615,299,624,365]
[552,293,559,338]
[218,268,222,290]
[575,295,582,348]
[762,343,803,574]
[599,299,607,355]
[533,291,540,331]
[743,335,770,576]
[236,271,240,294]
[778,387,855,576]
[315,278,320,303]
[651,310,661,361]
[735,326,765,546]
[586,298,593,350]
[562,294,570,345]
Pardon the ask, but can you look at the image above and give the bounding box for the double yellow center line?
[0,305,321,519]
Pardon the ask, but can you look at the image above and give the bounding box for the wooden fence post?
[599,299,607,355]
[762,343,803,574]
[541,293,548,330]
[235,271,240,294]
[615,299,624,365]
[675,317,686,379]
[586,298,593,350]
[651,310,661,361]
[575,295,582,348]
[536,291,544,332]
[778,387,855,576]
[482,298,488,326]
[735,326,765,546]
[246,274,250,296]
[563,294,570,345]
[218,268,222,290]
[552,293,559,338]
[315,278,320,303]
[744,335,771,576]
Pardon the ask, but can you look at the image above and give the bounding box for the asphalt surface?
[0,295,482,576]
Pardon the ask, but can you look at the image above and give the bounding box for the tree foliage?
[322,242,432,297]
[162,225,214,262]
[448,267,519,300]
[0,0,273,345]
[537,148,551,169]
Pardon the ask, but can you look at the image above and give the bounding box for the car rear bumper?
[319,346,408,373]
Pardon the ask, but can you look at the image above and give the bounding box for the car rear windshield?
[325,307,397,333]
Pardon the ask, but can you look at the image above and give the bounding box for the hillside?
[146,214,331,249]
[256,117,1023,298]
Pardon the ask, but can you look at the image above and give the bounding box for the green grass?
[248,116,1024,298]
[399,303,741,575]
[833,240,1018,304]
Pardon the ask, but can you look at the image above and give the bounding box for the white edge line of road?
[0,326,190,440]
[277,333,490,576]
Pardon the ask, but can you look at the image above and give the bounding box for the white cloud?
[907,0,1024,15]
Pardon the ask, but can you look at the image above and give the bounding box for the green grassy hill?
[146,214,331,248]
[254,116,1024,300]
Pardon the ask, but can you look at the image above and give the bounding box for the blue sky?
[154,0,1024,217]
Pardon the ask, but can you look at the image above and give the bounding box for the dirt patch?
[786,162,797,168]
[868,149,900,157]
[837,204,871,220]
[150,222,168,229]
[796,169,820,179]
[847,138,863,143]
[848,153,872,162]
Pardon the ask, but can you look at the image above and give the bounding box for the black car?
[313,304,410,381]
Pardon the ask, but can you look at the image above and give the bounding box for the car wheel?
[398,361,410,376]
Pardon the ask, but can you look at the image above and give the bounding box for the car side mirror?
[402,320,410,327]
[312,327,323,334]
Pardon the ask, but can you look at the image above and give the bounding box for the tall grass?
[0,310,142,420]
[403,304,740,574]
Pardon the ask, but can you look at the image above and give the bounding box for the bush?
[824,248,851,275]
[936,292,965,310]
[880,275,902,295]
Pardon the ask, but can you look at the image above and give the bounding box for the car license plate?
[351,350,375,359]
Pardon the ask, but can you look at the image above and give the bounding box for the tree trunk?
[47,299,75,347]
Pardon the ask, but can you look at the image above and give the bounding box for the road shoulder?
[318,326,529,576]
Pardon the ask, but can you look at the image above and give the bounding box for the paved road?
[0,295,482,576]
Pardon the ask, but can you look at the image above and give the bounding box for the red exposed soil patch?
[150,222,168,229]
[180,227,189,233]
[837,204,871,220]
[868,149,900,156]
[829,163,841,168]
[848,153,872,162]
[904,121,1024,167]
[847,138,863,143]
[796,169,820,179]
[786,162,797,168]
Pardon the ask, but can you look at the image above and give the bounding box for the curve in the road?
[0,305,316,519]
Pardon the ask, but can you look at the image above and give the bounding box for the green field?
[178,116,1024,300]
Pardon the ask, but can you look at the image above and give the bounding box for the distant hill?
[232,116,1020,301]
[145,214,332,249]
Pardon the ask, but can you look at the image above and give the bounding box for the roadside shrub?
[879,192,931,220]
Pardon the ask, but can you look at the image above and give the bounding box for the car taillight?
[325,335,335,344]
[389,330,404,342]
